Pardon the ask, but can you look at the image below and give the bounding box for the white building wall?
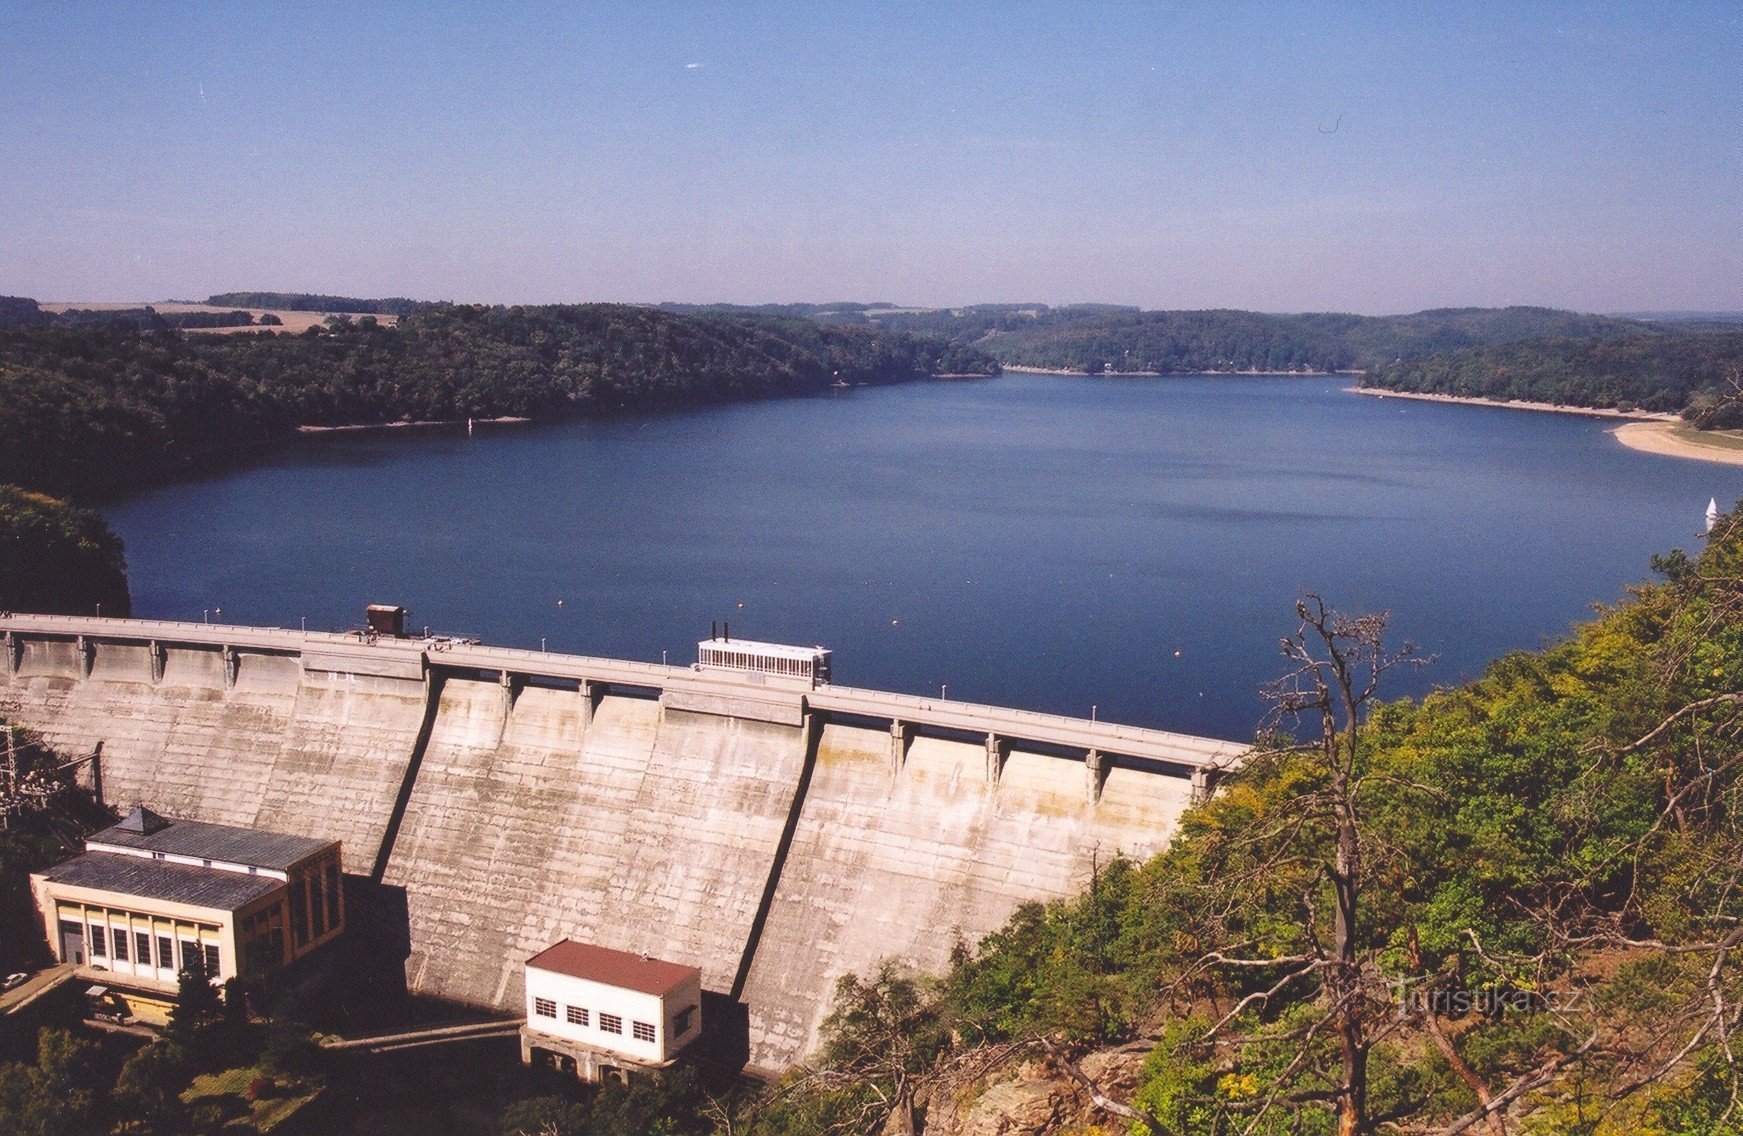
[523,966,702,1065]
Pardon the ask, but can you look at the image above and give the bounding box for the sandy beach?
[1613,421,1743,467]
[297,416,530,435]
[1352,386,1679,422]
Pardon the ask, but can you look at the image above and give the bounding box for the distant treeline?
[821,304,1656,374]
[0,302,998,499]
[206,291,432,316]
[1361,331,1743,419]
[0,298,262,331]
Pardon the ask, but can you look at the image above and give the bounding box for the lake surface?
[104,375,1742,740]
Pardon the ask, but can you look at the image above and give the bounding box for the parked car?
[2,972,28,993]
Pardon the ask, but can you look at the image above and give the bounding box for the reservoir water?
[103,375,1743,740]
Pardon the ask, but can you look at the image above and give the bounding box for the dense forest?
[1361,331,1743,417]
[817,304,1661,374]
[0,303,997,501]
[204,292,432,316]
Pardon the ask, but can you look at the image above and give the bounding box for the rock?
[955,1077,1068,1136]
[1078,1046,1149,1100]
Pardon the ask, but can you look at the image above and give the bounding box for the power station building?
[520,940,703,1081]
[30,806,345,1020]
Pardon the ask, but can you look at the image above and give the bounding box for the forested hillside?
[1361,331,1743,416]
[842,304,1657,375]
[0,303,996,501]
[725,509,1743,1136]
[204,291,431,316]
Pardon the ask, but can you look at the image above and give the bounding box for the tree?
[113,1041,192,1134]
[0,486,130,615]
[166,944,222,1054]
[0,1028,101,1136]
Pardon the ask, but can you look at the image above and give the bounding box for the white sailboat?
[1707,497,1720,533]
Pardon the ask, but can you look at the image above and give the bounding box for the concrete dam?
[0,613,1243,1071]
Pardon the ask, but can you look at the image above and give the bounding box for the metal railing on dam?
[0,612,1245,773]
[1,610,1246,1070]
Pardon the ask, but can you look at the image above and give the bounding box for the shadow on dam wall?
[0,615,1240,1072]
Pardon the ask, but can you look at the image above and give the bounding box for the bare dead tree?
[1254,596,1424,1136]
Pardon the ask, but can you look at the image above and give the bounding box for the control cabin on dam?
[696,633,832,686]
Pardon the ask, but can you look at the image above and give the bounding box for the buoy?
[891,619,899,626]
[557,599,564,607]
[1173,649,1182,658]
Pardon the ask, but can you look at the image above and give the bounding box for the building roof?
[87,813,333,871]
[525,941,700,997]
[37,852,284,912]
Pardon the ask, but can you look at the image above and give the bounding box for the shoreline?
[1613,421,1743,467]
[1350,386,1679,422]
[297,416,531,435]
[1003,364,1362,377]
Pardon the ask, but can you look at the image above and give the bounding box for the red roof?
[525,940,700,997]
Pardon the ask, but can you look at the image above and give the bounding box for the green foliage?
[1363,330,1743,414]
[113,1041,193,1134]
[861,303,1657,375]
[497,1069,710,1136]
[260,1014,320,1077]
[0,485,129,615]
[206,291,431,317]
[166,947,222,1056]
[0,305,997,498]
[0,1028,102,1136]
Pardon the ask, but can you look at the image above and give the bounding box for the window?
[632,1021,656,1043]
[180,939,199,973]
[674,1005,697,1035]
[136,932,151,965]
[326,862,342,926]
[566,1005,588,1026]
[90,925,106,958]
[203,942,220,975]
[534,998,556,1018]
[151,851,165,861]
[311,872,326,937]
[156,935,172,970]
[599,1013,622,1035]
[289,881,309,947]
[112,928,129,961]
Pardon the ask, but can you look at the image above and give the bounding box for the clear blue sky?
[2,2,1738,313]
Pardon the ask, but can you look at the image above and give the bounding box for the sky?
[1,2,1738,314]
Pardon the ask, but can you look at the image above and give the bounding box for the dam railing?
[0,613,1244,773]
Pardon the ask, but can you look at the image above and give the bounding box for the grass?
[185,1063,322,1132]
[1671,423,1743,452]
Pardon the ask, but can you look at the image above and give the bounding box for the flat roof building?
[31,806,344,1021]
[521,940,703,1082]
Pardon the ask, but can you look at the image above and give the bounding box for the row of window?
[532,998,657,1043]
[67,917,218,975]
[286,859,344,949]
[700,647,818,678]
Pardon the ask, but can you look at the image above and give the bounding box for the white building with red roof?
[520,940,702,1080]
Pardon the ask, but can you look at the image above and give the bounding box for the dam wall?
[0,614,1241,1071]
